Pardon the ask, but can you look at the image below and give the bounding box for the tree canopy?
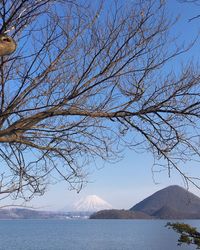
[0,0,200,201]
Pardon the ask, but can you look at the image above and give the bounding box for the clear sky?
[4,0,200,211]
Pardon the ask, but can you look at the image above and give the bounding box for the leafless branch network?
[0,0,199,201]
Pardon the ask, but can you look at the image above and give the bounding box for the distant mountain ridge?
[0,208,67,219]
[90,185,200,219]
[0,208,92,219]
[1,186,200,220]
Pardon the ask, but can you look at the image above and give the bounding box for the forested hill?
[130,185,200,219]
[91,186,200,219]
[90,209,152,219]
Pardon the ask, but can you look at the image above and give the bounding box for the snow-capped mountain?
[74,195,112,212]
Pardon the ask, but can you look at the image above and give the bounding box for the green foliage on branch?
[166,222,200,248]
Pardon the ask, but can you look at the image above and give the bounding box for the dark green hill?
[130,185,200,219]
[90,209,152,219]
[152,205,200,219]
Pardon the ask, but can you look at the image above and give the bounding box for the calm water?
[0,219,199,250]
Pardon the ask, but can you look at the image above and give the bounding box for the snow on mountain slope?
[74,195,112,212]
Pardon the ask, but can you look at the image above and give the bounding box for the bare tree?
[179,0,200,21]
[0,0,199,202]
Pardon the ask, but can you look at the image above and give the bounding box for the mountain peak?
[74,195,112,212]
[130,185,200,218]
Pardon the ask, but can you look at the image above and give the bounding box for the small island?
[90,209,151,219]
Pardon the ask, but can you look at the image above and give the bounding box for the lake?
[0,219,199,250]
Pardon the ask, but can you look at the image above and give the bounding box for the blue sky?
[4,0,200,211]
